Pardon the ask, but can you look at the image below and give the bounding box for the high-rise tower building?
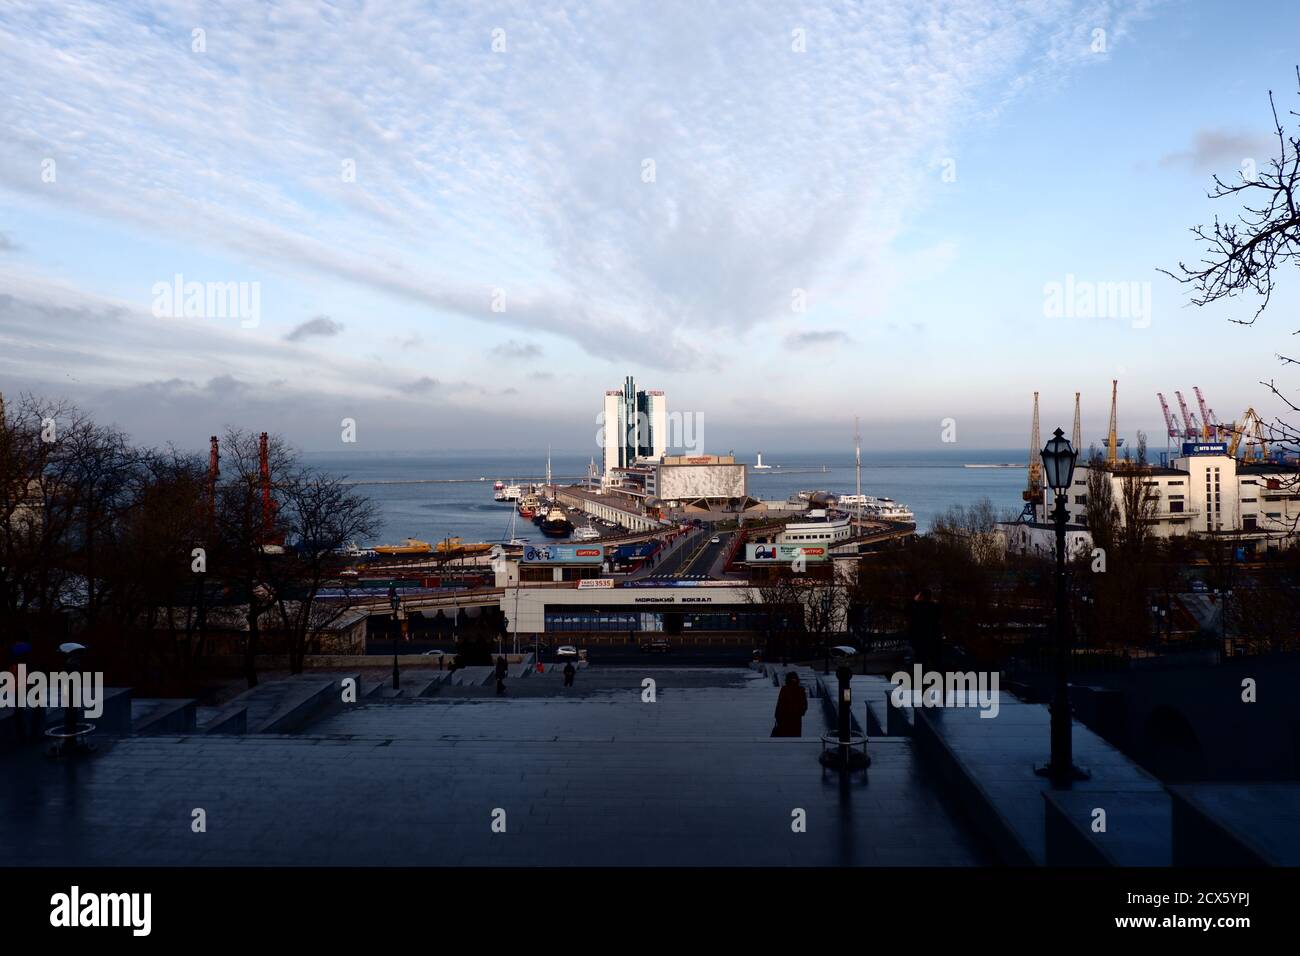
[601,376,667,482]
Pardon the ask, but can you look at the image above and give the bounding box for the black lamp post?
[1215,588,1233,653]
[822,590,832,675]
[1035,428,1089,784]
[389,587,401,691]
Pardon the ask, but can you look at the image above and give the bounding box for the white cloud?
[0,0,1151,374]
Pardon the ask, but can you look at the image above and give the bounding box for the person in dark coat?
[562,662,576,687]
[772,672,808,737]
[495,655,508,695]
[905,588,943,674]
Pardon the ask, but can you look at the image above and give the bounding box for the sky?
[2,0,1299,457]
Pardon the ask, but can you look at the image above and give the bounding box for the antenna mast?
[1107,380,1119,465]
[854,416,862,529]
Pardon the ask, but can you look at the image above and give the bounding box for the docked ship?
[372,537,433,556]
[571,523,600,542]
[517,492,540,518]
[434,536,494,556]
[497,482,521,502]
[835,494,915,523]
[540,505,574,538]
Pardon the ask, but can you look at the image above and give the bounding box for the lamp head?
[1041,427,1077,492]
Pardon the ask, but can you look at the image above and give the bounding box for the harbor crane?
[1227,407,1270,462]
[1193,386,1218,441]
[1071,392,1081,452]
[1157,393,1180,440]
[1174,391,1199,440]
[1025,391,1042,504]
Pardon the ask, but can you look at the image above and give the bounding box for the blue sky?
[1,0,1298,455]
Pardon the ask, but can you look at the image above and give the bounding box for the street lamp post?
[389,587,401,691]
[1215,588,1233,653]
[822,589,832,675]
[1035,428,1089,785]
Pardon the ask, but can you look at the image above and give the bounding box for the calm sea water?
[303,449,1029,547]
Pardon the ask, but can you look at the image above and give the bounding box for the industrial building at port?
[1005,381,1300,559]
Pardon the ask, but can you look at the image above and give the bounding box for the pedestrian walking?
[563,662,576,687]
[771,672,808,737]
[495,655,508,695]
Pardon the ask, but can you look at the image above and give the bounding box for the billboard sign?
[522,545,604,563]
[745,544,827,563]
[577,578,615,589]
[1181,442,1228,456]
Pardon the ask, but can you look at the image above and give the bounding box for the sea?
[304,449,1029,549]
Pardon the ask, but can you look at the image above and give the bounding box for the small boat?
[372,538,433,556]
[493,480,505,490]
[571,524,600,542]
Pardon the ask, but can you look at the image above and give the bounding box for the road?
[676,529,734,577]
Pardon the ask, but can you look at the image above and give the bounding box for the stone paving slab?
[0,733,988,867]
[914,695,1165,865]
[1169,783,1300,866]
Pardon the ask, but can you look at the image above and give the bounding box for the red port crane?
[1192,386,1216,441]
[1174,391,1198,439]
[1156,393,1180,440]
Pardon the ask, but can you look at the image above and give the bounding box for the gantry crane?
[1157,392,1180,440]
[1026,391,1042,503]
[1193,386,1217,441]
[1227,407,1270,462]
[1174,391,1199,440]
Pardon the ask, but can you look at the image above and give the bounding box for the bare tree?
[1162,67,1300,464]
[274,472,379,673]
[1115,433,1161,557]
[211,428,296,688]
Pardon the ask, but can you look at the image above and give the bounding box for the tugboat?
[517,492,539,518]
[541,505,574,538]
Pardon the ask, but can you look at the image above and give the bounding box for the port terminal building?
[504,581,766,636]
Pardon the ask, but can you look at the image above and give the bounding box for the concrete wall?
[1076,652,1300,781]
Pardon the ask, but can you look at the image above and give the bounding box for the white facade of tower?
[602,390,622,483]
[647,390,667,460]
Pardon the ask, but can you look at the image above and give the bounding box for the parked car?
[556,645,579,658]
[641,639,671,653]
[1189,579,1209,593]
